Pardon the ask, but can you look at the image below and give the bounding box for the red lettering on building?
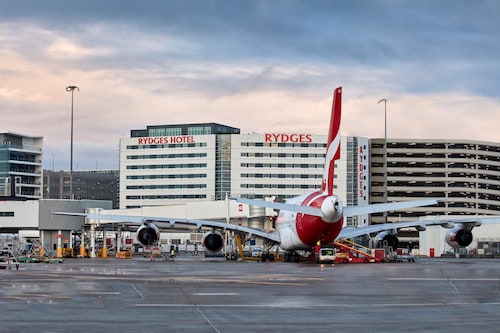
[264,133,313,143]
[359,145,364,198]
[137,136,195,145]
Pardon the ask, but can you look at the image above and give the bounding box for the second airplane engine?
[136,223,160,246]
[445,225,473,248]
[373,231,399,249]
[202,231,224,254]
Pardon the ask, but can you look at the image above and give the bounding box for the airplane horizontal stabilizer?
[233,197,323,217]
[343,199,441,217]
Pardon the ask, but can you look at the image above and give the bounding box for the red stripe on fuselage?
[295,191,343,247]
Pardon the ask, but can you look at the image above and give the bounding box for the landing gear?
[284,251,301,263]
[260,253,275,262]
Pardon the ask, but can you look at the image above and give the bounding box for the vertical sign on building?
[357,138,370,227]
[357,138,369,204]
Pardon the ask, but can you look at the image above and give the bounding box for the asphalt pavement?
[1,255,500,333]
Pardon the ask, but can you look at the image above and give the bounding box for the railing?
[0,143,42,152]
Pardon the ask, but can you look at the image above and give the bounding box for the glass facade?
[0,133,43,198]
[188,126,212,135]
[215,134,232,200]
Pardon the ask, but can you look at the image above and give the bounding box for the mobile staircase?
[333,239,381,263]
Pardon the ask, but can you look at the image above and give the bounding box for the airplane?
[54,87,500,261]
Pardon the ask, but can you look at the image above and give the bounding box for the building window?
[149,128,166,137]
[188,126,211,135]
[0,211,14,217]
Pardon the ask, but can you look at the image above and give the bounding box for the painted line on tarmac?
[131,283,144,299]
[196,307,221,333]
[136,302,500,308]
[388,277,500,281]
[389,277,500,293]
[194,293,239,296]
[84,292,121,295]
[448,280,460,293]
[178,277,307,286]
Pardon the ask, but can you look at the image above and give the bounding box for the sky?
[1,0,500,171]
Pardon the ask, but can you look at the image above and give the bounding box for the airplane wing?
[337,215,500,239]
[53,212,281,243]
[343,199,441,217]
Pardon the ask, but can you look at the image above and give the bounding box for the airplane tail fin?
[320,87,342,195]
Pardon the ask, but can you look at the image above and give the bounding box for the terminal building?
[0,132,114,255]
[0,199,112,248]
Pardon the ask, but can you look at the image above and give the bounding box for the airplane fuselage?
[276,192,344,251]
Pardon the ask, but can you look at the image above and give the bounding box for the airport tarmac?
[1,255,500,333]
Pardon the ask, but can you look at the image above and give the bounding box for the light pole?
[378,98,388,223]
[66,85,79,199]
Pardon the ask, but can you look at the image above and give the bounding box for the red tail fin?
[320,87,342,195]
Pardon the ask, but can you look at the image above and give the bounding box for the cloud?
[0,87,21,99]
[46,37,115,60]
[0,0,499,171]
[343,91,500,142]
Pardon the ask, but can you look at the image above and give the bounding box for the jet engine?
[445,225,473,248]
[136,223,160,246]
[373,231,399,249]
[320,196,343,223]
[202,231,224,254]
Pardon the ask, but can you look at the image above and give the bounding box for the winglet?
[321,87,342,195]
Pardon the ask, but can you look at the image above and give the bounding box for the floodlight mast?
[66,85,79,200]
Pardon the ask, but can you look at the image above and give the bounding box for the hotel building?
[119,124,370,227]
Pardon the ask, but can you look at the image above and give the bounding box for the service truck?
[317,247,335,264]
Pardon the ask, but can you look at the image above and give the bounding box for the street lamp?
[66,85,79,199]
[378,98,388,222]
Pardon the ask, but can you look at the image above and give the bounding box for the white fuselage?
[275,194,309,251]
